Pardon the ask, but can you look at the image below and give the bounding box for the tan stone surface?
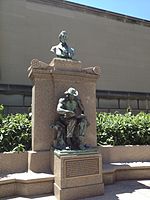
[28,58,100,152]
[49,58,82,72]
[26,57,101,199]
[65,158,99,178]
[28,151,51,173]
[0,183,15,198]
[0,152,28,174]
[54,182,104,200]
[54,153,104,200]
[116,169,150,181]
[99,145,150,163]
[0,172,54,183]
[0,172,54,198]
[31,78,55,151]
[50,72,98,147]
[16,181,53,196]
[103,172,115,185]
[2,180,150,200]
[54,153,103,188]
[103,161,150,184]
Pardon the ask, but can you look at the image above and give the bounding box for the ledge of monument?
[49,57,82,72]
[28,58,101,79]
[54,147,99,157]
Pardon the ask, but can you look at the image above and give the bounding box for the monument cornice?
[28,58,101,82]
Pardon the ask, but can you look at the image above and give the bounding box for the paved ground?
[3,180,150,200]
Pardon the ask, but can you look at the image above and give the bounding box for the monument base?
[54,150,104,200]
[54,182,104,200]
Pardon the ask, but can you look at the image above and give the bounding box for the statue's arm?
[51,46,56,53]
[57,98,74,115]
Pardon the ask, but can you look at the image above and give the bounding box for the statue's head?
[59,30,68,43]
[64,87,78,97]
[51,30,74,59]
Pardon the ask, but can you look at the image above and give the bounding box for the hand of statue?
[65,111,75,118]
[76,114,85,119]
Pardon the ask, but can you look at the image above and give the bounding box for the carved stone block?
[54,151,104,200]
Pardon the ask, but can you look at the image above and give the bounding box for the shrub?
[0,113,31,152]
[96,111,150,146]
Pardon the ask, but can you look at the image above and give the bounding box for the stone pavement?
[2,180,150,200]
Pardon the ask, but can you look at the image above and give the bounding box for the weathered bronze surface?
[51,87,89,150]
[50,31,74,59]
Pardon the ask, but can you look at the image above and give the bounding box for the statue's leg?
[53,124,66,149]
[79,118,88,137]
[79,136,85,150]
[66,137,72,149]
[78,118,88,150]
[66,119,76,149]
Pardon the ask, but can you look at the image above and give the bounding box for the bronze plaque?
[65,157,99,178]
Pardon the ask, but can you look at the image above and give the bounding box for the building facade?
[0,0,150,114]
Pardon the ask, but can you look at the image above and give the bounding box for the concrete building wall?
[0,0,150,92]
[0,0,150,114]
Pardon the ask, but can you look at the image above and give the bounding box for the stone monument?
[28,31,104,200]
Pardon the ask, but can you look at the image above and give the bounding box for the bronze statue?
[50,31,74,59]
[51,87,89,150]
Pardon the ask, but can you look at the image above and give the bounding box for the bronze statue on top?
[51,87,89,150]
[50,31,74,59]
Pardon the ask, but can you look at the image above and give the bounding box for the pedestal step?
[103,161,150,184]
[0,172,54,198]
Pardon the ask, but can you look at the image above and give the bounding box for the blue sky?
[68,0,150,20]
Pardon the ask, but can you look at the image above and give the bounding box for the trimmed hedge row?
[1,104,150,152]
[97,111,150,146]
[0,106,31,152]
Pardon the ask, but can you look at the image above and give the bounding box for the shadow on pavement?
[81,180,150,200]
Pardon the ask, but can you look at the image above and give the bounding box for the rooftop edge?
[27,0,150,27]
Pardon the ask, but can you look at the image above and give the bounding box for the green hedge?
[97,111,150,146]
[1,104,150,152]
[0,107,31,152]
